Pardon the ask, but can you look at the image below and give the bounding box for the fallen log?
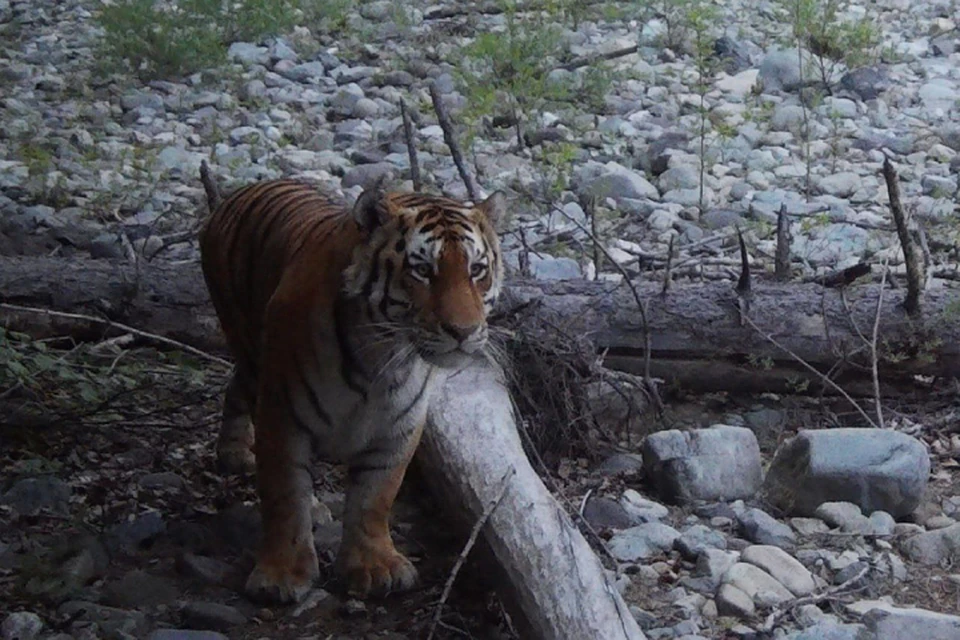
[0,256,958,395]
[421,361,646,639]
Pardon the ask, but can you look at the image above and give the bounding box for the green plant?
[685,0,718,213]
[453,0,571,148]
[96,0,346,80]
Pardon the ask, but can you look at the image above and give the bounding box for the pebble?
[738,508,797,549]
[1,612,43,640]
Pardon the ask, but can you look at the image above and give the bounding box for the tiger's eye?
[470,263,487,278]
[413,263,432,278]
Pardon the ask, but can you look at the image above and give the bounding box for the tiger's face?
[343,187,507,368]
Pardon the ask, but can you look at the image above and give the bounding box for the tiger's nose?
[441,322,479,343]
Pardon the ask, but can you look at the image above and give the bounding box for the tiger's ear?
[353,178,392,231]
[477,190,508,231]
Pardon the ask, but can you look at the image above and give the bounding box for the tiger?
[198,163,507,604]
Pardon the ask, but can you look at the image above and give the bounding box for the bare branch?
[399,97,423,192]
[429,82,479,202]
[882,157,923,316]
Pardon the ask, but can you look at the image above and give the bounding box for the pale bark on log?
[0,256,958,395]
[421,361,646,640]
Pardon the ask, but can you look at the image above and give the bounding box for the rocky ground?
[1,0,960,638]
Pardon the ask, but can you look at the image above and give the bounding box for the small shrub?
[96,0,346,80]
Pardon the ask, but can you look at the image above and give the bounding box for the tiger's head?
[342,184,507,368]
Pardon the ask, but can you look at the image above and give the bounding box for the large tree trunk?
[421,361,646,640]
[1,256,956,395]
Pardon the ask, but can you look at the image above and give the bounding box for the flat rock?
[722,562,795,605]
[608,522,681,562]
[620,490,669,522]
[862,605,960,640]
[148,631,230,640]
[738,508,797,549]
[582,496,637,530]
[642,425,762,504]
[741,545,815,596]
[786,622,870,640]
[900,523,960,565]
[675,525,727,559]
[716,583,755,618]
[763,428,930,518]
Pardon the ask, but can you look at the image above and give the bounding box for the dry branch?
[882,157,924,316]
[399,97,423,192]
[429,82,479,201]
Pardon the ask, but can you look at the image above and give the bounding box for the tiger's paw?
[338,538,418,599]
[245,545,319,604]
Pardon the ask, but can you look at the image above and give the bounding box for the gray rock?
[758,48,804,92]
[840,66,891,101]
[763,428,930,518]
[771,104,806,131]
[180,603,247,631]
[582,496,637,530]
[1,612,43,640]
[675,525,727,559]
[1,476,70,516]
[342,162,395,189]
[786,622,870,640]
[595,453,644,477]
[227,42,269,65]
[900,523,960,565]
[868,511,896,536]
[608,522,681,561]
[701,208,745,229]
[818,172,862,198]
[722,562,795,606]
[658,166,699,192]
[716,583,755,618]
[815,502,865,529]
[863,605,960,640]
[528,254,581,280]
[104,510,165,555]
[741,545,815,596]
[280,61,327,83]
[642,425,763,504]
[88,232,126,260]
[620,490,669,522]
[58,601,148,637]
[790,517,830,536]
[588,166,659,202]
[918,82,960,111]
[694,548,740,584]
[738,508,797,549]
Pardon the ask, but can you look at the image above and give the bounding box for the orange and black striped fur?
[199,173,506,604]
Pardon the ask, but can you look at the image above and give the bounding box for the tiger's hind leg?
[244,377,319,604]
[216,367,257,474]
[336,424,424,598]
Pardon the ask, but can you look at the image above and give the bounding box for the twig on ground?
[553,200,660,410]
[739,311,879,428]
[882,156,923,316]
[426,468,515,640]
[803,262,872,288]
[0,302,233,369]
[561,45,639,70]
[429,82,479,201]
[761,563,870,633]
[399,97,423,192]
[869,262,889,429]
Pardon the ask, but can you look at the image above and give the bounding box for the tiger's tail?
[199,160,222,214]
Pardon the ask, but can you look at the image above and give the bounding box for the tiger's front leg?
[244,383,319,604]
[336,424,424,598]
